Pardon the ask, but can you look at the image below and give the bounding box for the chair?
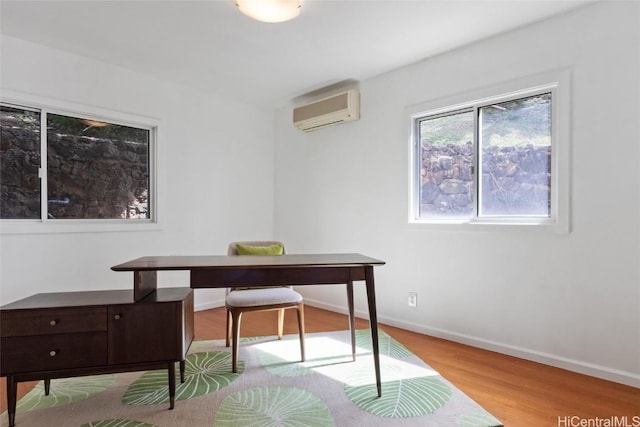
[225,241,305,373]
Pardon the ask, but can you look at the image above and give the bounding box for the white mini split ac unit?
[293,89,360,132]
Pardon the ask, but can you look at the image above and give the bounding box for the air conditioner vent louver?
[293,90,360,132]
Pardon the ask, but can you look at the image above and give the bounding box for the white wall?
[274,1,640,386]
[0,36,276,310]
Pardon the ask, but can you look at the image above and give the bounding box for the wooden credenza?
[0,287,194,427]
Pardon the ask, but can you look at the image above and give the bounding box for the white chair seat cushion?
[226,287,303,308]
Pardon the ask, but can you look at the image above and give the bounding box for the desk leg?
[365,266,382,397]
[134,270,157,302]
[7,375,16,427]
[346,281,356,361]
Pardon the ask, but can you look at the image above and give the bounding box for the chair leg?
[231,310,242,373]
[226,309,232,348]
[297,303,306,362]
[277,308,285,339]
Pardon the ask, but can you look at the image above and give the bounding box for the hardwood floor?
[2,305,638,426]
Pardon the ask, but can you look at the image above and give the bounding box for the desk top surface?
[112,253,385,272]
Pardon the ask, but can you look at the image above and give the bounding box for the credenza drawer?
[0,332,107,374]
[0,307,107,337]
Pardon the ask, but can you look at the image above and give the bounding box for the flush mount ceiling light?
[235,0,301,23]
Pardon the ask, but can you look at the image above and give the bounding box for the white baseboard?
[304,297,640,389]
[194,299,225,312]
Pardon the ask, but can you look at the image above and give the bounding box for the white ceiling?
[1,0,593,109]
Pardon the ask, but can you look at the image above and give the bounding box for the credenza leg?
[44,378,51,395]
[346,281,356,361]
[7,375,17,427]
[180,360,186,383]
[168,362,176,410]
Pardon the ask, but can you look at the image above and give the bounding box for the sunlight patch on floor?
[252,334,439,387]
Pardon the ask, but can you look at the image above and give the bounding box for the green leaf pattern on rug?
[122,351,244,406]
[458,411,503,426]
[345,364,452,417]
[16,375,115,412]
[346,376,452,417]
[81,420,155,427]
[214,386,333,427]
[355,329,413,358]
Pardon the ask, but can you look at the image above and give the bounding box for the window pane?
[46,114,150,219]
[479,93,551,217]
[0,105,41,219]
[418,110,474,219]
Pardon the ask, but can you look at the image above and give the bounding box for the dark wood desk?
[112,253,386,396]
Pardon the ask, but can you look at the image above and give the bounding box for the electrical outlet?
[408,292,417,307]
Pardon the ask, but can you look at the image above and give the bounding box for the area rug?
[2,329,502,427]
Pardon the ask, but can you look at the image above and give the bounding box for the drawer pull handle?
[49,350,57,357]
[49,320,57,326]
[114,314,121,320]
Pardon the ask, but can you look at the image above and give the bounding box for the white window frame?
[0,90,161,234]
[406,69,571,233]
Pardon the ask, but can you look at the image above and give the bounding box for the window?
[1,102,156,228]
[409,75,569,230]
[1,105,41,220]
